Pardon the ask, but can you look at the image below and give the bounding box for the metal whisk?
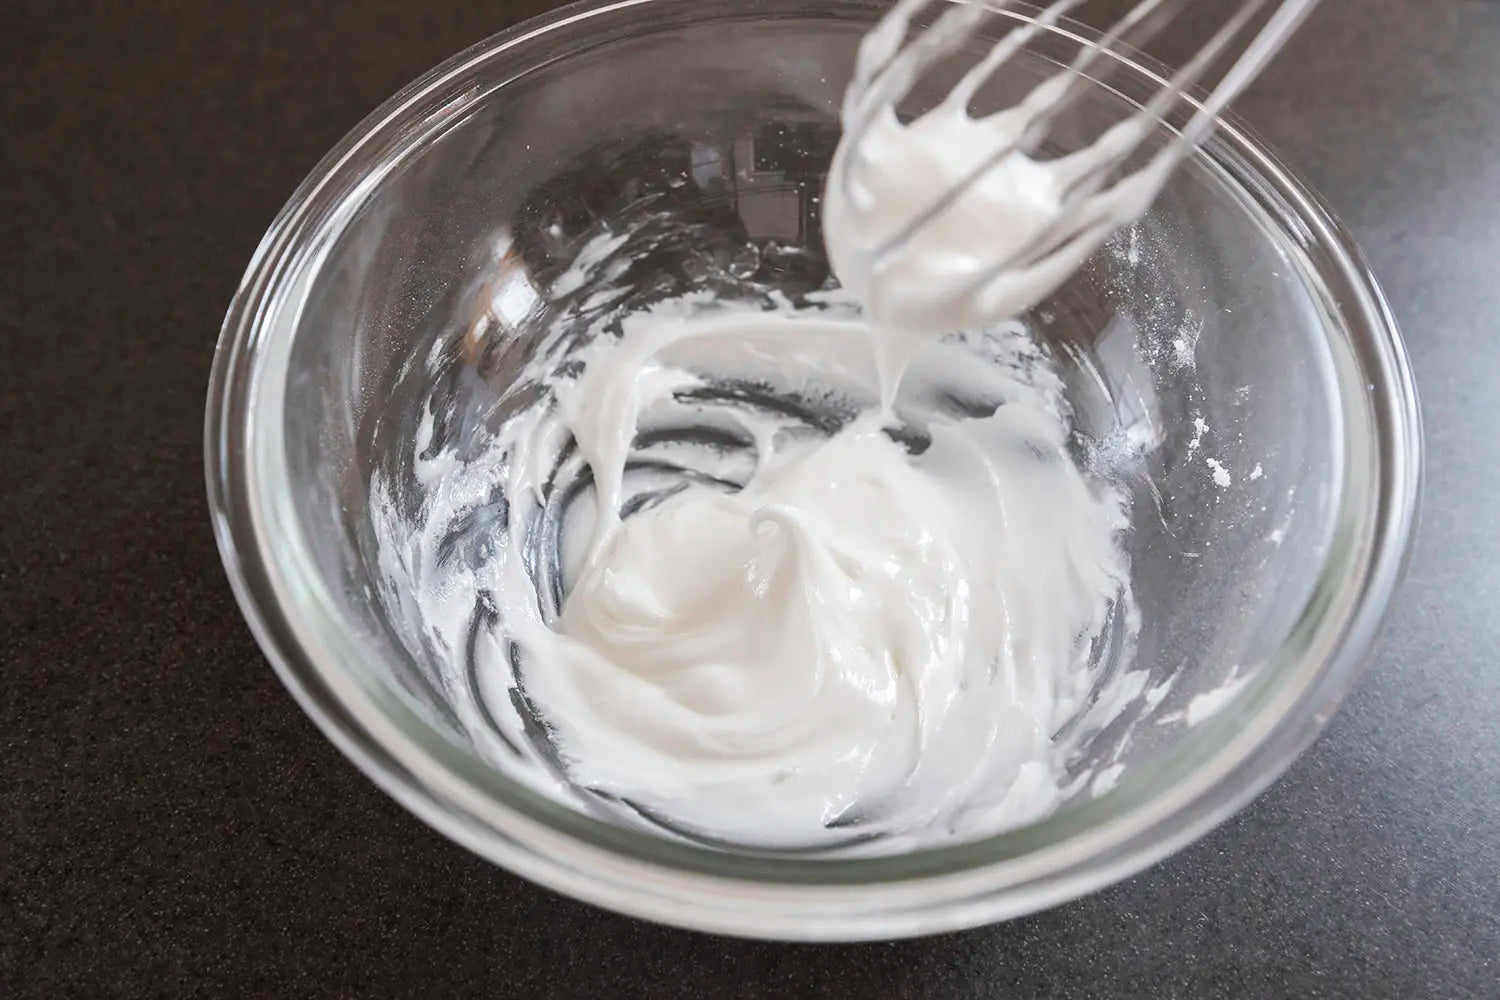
[835,0,1321,307]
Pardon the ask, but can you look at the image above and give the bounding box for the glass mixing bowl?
[205,0,1421,939]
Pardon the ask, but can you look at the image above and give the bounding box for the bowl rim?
[204,0,1423,940]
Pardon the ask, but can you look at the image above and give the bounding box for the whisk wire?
[979,0,1316,289]
[840,0,1321,307]
[864,0,1189,270]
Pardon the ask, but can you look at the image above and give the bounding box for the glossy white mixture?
[487,309,1130,844]
[825,103,1068,343]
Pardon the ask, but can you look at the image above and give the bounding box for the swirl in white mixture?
[380,303,1132,847]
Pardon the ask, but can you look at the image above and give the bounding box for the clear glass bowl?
[205,0,1421,939]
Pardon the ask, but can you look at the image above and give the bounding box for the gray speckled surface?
[3,0,1496,996]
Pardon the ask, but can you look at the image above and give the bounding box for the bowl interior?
[249,0,1370,871]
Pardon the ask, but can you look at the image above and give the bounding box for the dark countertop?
[3,0,1496,996]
